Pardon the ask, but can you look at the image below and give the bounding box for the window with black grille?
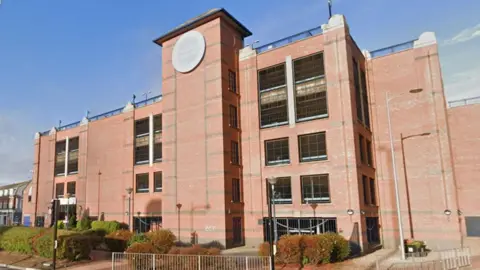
[136,173,149,193]
[359,134,365,164]
[301,174,330,204]
[267,177,292,204]
[370,178,376,205]
[366,140,373,166]
[229,105,238,128]
[154,172,162,192]
[55,183,64,198]
[68,137,79,174]
[294,53,327,121]
[67,182,76,197]
[362,175,369,205]
[232,178,241,203]
[229,70,237,93]
[265,138,290,166]
[298,132,327,162]
[55,140,66,176]
[259,64,288,127]
[231,141,239,165]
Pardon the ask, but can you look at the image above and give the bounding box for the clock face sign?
[172,31,206,73]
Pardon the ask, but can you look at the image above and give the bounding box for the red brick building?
[23,9,480,252]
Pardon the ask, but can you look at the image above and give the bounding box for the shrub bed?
[0,227,45,254]
[145,229,176,254]
[33,229,92,260]
[91,221,120,234]
[105,230,133,252]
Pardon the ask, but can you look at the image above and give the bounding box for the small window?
[265,138,290,166]
[154,172,162,192]
[360,70,371,128]
[359,134,365,164]
[154,115,162,134]
[229,105,238,128]
[67,182,76,197]
[232,178,240,203]
[229,70,237,93]
[267,177,292,204]
[55,183,64,198]
[135,118,149,137]
[28,187,32,202]
[232,217,242,244]
[362,175,369,205]
[136,174,149,193]
[154,143,162,162]
[370,178,376,205]
[298,132,327,162]
[231,141,240,165]
[301,174,330,204]
[366,140,373,166]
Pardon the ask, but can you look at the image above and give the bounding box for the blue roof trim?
[256,26,323,54]
[370,40,416,58]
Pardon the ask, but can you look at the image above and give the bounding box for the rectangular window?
[265,138,290,166]
[154,115,162,162]
[353,58,363,122]
[359,134,365,164]
[298,132,327,162]
[362,175,369,205]
[55,183,64,198]
[259,64,288,127]
[370,178,376,205]
[28,195,32,202]
[232,217,242,244]
[232,178,241,203]
[229,70,237,93]
[67,182,76,197]
[366,140,373,166]
[229,105,238,128]
[294,53,327,121]
[268,177,292,204]
[55,140,66,176]
[154,115,162,133]
[154,143,162,162]
[154,172,162,192]
[360,69,371,129]
[68,137,79,174]
[136,173,149,193]
[135,118,150,165]
[231,141,239,165]
[301,174,330,204]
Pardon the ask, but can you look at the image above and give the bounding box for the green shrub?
[105,230,133,252]
[128,233,148,247]
[91,221,120,234]
[33,229,77,259]
[146,229,176,254]
[77,213,91,231]
[323,233,350,262]
[301,235,334,265]
[68,215,78,229]
[62,234,92,261]
[81,229,104,248]
[57,221,65,229]
[276,235,303,264]
[0,227,44,254]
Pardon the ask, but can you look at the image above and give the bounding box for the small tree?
[76,211,91,231]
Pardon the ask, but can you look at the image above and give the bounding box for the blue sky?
[0,0,479,183]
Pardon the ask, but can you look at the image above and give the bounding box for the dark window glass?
[229,70,237,93]
[154,143,162,162]
[353,58,363,122]
[298,132,327,162]
[259,65,288,127]
[366,217,380,243]
[55,141,66,176]
[154,172,162,192]
[67,182,76,197]
[359,134,365,164]
[135,145,149,165]
[370,178,376,205]
[154,115,162,133]
[232,178,240,203]
[229,105,238,128]
[360,70,371,128]
[301,174,330,204]
[135,118,150,165]
[231,141,239,165]
[362,175,369,205]
[55,183,64,198]
[267,177,292,204]
[366,140,373,166]
[135,118,149,137]
[294,53,328,121]
[265,138,290,166]
[68,137,79,174]
[136,173,149,193]
[233,217,242,244]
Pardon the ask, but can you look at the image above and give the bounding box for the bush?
[258,242,270,256]
[126,242,156,253]
[128,233,148,247]
[81,229,105,248]
[57,221,65,229]
[302,235,333,265]
[276,235,303,264]
[146,229,176,254]
[62,234,92,261]
[33,229,92,260]
[77,212,91,231]
[68,215,77,229]
[0,227,44,254]
[323,233,350,262]
[105,230,133,252]
[91,221,120,234]
[167,245,221,255]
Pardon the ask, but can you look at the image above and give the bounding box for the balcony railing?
[448,96,480,108]
[370,40,416,58]
[256,26,323,54]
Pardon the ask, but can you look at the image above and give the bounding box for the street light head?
[126,187,133,195]
[267,177,277,185]
[420,132,431,136]
[409,88,423,94]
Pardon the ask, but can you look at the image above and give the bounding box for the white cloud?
[444,67,480,101]
[444,23,480,45]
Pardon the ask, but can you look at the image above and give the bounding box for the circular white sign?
[172,31,206,73]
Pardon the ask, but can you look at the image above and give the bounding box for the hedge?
[91,221,120,234]
[33,229,92,260]
[105,230,133,252]
[0,227,45,254]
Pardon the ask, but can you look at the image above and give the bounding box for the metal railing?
[384,247,471,270]
[256,26,323,54]
[135,95,163,108]
[112,252,271,270]
[448,96,480,108]
[370,40,416,58]
[441,247,471,269]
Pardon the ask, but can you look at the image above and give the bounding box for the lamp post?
[126,187,133,230]
[267,177,278,250]
[176,203,182,241]
[65,193,70,230]
[400,132,431,239]
[385,88,423,260]
[266,177,277,270]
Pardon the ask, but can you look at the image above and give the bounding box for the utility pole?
[51,199,59,270]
